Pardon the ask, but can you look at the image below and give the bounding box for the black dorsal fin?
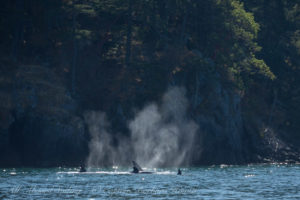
[132,161,143,171]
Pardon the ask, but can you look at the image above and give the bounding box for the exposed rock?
[171,64,300,165]
[187,73,245,164]
[0,64,88,167]
[0,62,299,167]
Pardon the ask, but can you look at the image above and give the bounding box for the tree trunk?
[125,0,133,68]
[11,0,25,62]
[72,11,78,97]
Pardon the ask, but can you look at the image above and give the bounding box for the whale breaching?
[131,161,153,174]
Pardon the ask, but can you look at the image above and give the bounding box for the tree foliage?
[0,0,299,142]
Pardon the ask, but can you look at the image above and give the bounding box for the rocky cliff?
[0,62,88,167]
[0,60,299,167]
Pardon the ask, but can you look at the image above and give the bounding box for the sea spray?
[129,87,198,167]
[84,111,131,166]
[84,111,112,167]
[84,86,198,167]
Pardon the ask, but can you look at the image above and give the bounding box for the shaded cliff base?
[0,119,299,168]
[0,64,299,167]
[255,129,300,164]
[1,108,299,168]
[0,64,89,167]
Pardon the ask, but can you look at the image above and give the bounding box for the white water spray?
[85,87,198,167]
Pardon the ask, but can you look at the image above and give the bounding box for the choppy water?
[1,164,300,199]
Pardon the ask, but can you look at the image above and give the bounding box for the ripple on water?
[0,165,300,199]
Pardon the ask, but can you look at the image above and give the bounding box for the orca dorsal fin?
[132,161,143,171]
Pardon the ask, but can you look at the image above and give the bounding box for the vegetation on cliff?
[0,0,299,166]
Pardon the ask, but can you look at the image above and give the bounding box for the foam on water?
[57,170,175,175]
[1,164,300,199]
[57,171,131,175]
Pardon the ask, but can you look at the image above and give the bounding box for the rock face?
[0,64,88,167]
[172,66,299,165]
[175,70,246,165]
[191,82,245,164]
[0,62,298,167]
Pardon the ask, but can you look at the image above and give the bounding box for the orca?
[131,161,153,174]
[79,165,86,172]
[177,168,182,175]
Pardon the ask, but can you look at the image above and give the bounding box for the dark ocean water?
[1,164,299,199]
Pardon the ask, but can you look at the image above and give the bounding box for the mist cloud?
[85,86,198,167]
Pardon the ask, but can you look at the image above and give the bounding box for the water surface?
[1,164,299,199]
